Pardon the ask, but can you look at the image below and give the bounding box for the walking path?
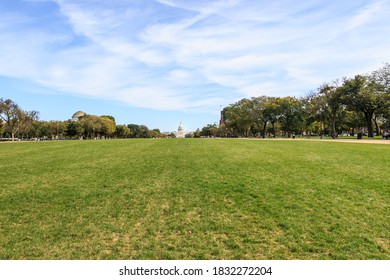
[259,138,390,144]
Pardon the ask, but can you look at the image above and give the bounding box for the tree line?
[0,99,165,141]
[2,63,389,140]
[201,63,390,138]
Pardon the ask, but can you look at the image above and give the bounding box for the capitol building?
[175,122,186,138]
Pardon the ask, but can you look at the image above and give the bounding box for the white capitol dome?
[176,122,185,138]
[71,111,86,121]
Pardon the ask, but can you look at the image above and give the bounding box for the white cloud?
[347,0,385,30]
[1,0,390,112]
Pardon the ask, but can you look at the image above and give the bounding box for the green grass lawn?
[0,139,389,259]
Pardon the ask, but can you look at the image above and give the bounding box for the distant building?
[71,111,86,121]
[176,122,185,138]
[219,110,225,128]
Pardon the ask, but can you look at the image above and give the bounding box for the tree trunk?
[11,132,15,141]
[374,115,380,136]
[287,122,291,138]
[364,111,374,138]
[271,122,275,137]
[331,117,337,139]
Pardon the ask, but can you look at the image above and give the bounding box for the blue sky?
[1,0,390,132]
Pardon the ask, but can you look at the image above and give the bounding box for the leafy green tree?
[148,128,162,138]
[0,98,38,141]
[262,97,279,137]
[0,98,21,140]
[100,116,116,137]
[371,63,390,134]
[79,115,101,138]
[18,110,39,139]
[372,63,390,95]
[276,97,304,137]
[115,125,131,138]
[193,128,201,138]
[221,106,238,136]
[379,104,390,130]
[235,98,257,137]
[223,98,256,137]
[66,121,84,138]
[101,115,115,123]
[251,96,269,137]
[51,121,66,139]
[127,124,141,138]
[0,118,4,138]
[342,110,367,136]
[308,82,345,138]
[300,93,317,136]
[341,75,387,137]
[151,128,161,138]
[201,124,218,137]
[46,121,57,139]
[37,121,50,138]
[28,120,42,138]
[381,115,390,130]
[139,125,151,138]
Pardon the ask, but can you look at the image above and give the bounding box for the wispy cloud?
[1,0,390,112]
